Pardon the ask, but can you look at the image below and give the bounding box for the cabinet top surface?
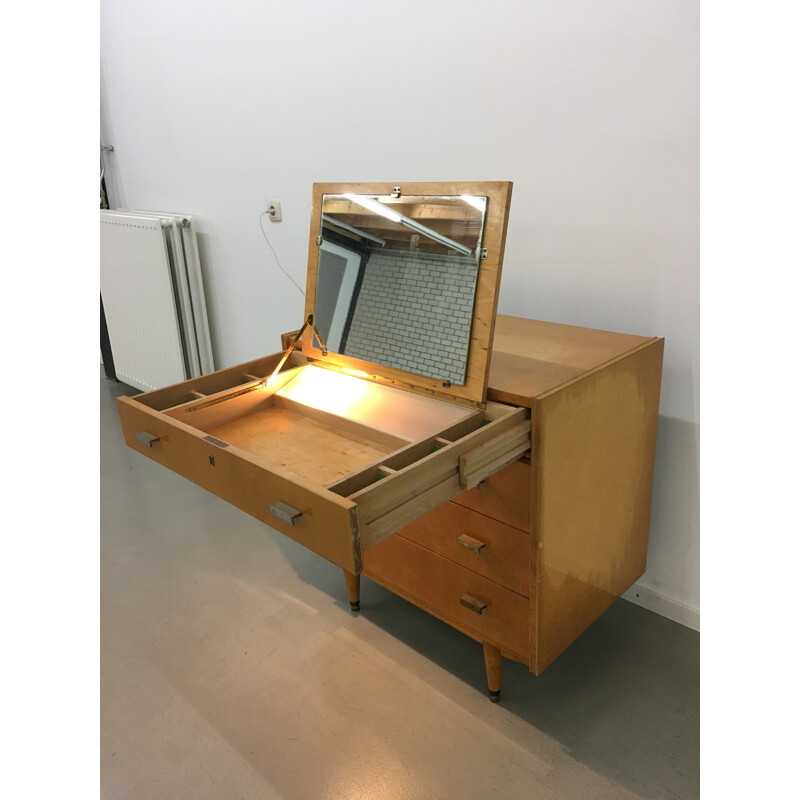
[487,315,658,405]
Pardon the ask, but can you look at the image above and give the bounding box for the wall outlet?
[266,200,282,222]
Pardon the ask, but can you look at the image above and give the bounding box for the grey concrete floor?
[101,373,699,800]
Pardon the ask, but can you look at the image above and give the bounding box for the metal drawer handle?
[460,594,488,615]
[135,431,160,448]
[270,501,302,526]
[457,534,486,554]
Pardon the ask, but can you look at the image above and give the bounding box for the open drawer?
[117,352,530,574]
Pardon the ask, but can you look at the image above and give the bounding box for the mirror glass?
[313,193,487,386]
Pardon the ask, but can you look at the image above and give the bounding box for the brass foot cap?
[349,601,360,612]
[488,690,501,703]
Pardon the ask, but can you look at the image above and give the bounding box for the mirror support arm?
[265,315,327,387]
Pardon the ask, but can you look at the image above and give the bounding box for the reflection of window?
[315,241,361,352]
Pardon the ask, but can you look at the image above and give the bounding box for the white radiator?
[100,210,214,392]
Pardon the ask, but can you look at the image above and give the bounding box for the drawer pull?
[135,431,160,448]
[460,594,487,614]
[270,501,302,525]
[457,534,486,554]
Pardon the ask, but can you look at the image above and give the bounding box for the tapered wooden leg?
[343,570,360,612]
[483,643,503,703]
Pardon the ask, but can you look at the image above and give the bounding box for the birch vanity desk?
[117,182,663,701]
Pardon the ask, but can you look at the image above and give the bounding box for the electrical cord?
[259,212,305,297]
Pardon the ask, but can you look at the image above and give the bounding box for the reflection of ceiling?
[322,197,483,255]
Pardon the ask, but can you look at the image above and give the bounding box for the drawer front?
[398,503,529,596]
[450,459,531,531]
[117,396,361,571]
[363,534,529,660]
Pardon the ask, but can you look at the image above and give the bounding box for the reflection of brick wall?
[343,248,479,385]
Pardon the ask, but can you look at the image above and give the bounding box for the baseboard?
[622,583,700,631]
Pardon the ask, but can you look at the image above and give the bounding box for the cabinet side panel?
[533,339,664,673]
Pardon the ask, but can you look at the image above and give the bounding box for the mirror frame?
[302,181,513,406]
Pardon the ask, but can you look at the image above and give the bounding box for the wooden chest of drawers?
[118,314,662,700]
[114,180,663,701]
[351,316,664,699]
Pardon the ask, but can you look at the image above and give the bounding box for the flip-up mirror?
[303,182,513,405]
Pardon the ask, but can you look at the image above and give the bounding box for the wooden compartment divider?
[351,406,530,548]
[325,413,485,497]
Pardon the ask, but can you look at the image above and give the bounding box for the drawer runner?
[346,405,530,550]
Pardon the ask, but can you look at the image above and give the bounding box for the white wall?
[100,0,699,625]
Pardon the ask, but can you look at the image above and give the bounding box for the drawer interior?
[158,363,482,488]
[205,403,399,486]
